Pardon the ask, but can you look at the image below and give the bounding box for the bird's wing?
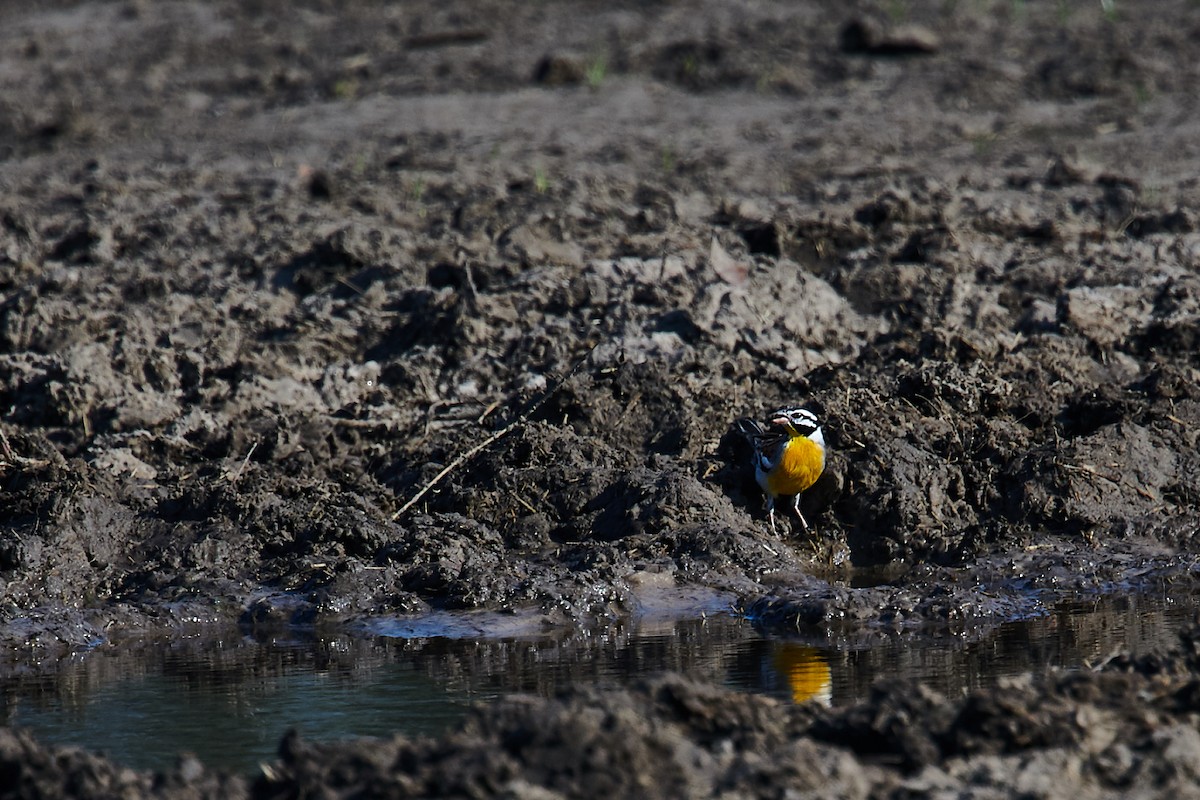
[735,418,789,467]
[734,417,765,439]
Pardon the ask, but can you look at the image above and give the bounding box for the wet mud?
[3,0,1200,795]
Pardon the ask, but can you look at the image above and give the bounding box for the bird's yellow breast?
[765,435,825,497]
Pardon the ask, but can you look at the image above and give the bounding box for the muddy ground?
[3,0,1200,795]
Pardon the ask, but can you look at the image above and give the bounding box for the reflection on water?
[1,588,1196,775]
[770,645,832,706]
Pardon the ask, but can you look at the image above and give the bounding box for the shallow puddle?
[1,587,1196,775]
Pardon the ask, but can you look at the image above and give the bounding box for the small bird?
[736,406,826,534]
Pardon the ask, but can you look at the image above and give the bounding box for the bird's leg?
[766,495,777,536]
[793,493,809,531]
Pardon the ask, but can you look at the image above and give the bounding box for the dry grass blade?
[391,344,598,521]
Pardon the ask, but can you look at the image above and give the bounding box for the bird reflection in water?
[770,644,832,707]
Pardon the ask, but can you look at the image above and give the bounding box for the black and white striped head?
[769,406,823,444]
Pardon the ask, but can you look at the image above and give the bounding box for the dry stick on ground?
[0,426,51,471]
[230,441,259,484]
[391,344,600,521]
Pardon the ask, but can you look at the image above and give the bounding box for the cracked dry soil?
[3,0,1200,797]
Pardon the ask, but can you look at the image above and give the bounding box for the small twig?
[422,399,448,437]
[336,275,365,295]
[477,399,502,424]
[1059,460,1159,502]
[231,441,258,484]
[1133,486,1159,502]
[512,492,539,516]
[329,416,398,429]
[0,427,52,470]
[0,457,51,471]
[391,345,598,521]
[464,262,480,304]
[1058,461,1120,484]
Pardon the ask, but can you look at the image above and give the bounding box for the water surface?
[1,588,1194,775]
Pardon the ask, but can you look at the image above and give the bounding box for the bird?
[736,405,826,534]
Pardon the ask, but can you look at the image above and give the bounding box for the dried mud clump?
[2,0,1200,645]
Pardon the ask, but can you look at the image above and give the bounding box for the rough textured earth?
[3,0,1200,796]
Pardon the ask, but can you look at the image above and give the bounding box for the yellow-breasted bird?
[736,406,826,534]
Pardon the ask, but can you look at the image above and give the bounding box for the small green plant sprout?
[408,177,428,218]
[884,0,909,22]
[660,144,676,174]
[333,79,359,100]
[585,56,607,89]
